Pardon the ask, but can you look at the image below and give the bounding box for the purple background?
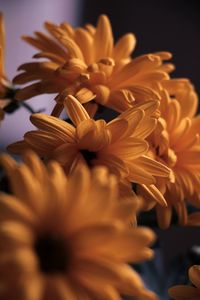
[0,0,81,149]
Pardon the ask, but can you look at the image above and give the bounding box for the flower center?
[35,235,70,274]
[80,149,97,167]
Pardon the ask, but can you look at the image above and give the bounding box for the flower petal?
[189,265,200,289]
[113,33,136,61]
[0,194,36,227]
[107,118,128,143]
[109,138,148,160]
[93,15,113,60]
[30,113,76,142]
[64,95,90,126]
[135,156,171,178]
[169,285,200,299]
[156,205,172,229]
[127,163,156,185]
[140,184,167,206]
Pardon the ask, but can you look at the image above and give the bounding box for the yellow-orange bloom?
[145,82,200,228]
[169,265,200,299]
[13,15,173,117]
[0,151,157,300]
[8,96,171,206]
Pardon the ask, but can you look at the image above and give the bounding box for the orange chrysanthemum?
[144,81,200,228]
[8,95,171,206]
[0,151,157,300]
[13,15,173,117]
[169,265,200,299]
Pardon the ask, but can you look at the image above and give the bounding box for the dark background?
[82,0,200,101]
[81,3,200,297]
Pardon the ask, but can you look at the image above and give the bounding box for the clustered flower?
[0,12,200,300]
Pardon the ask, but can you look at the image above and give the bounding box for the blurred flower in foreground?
[169,265,200,299]
[0,151,157,300]
[8,96,171,206]
[13,15,173,117]
[143,81,200,228]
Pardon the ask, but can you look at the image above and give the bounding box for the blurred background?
[0,1,200,299]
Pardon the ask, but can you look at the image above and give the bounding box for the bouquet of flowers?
[0,12,200,299]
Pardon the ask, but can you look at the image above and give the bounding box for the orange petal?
[135,156,171,178]
[156,205,172,229]
[140,184,167,206]
[0,194,36,226]
[113,33,136,61]
[7,141,30,155]
[97,154,129,178]
[189,265,200,289]
[169,285,200,299]
[64,95,90,126]
[93,15,113,60]
[75,87,96,104]
[59,36,84,60]
[30,113,76,142]
[109,138,149,160]
[128,163,156,185]
[52,143,78,167]
[74,28,93,64]
[107,118,128,143]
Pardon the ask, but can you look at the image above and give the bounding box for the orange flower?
[169,265,200,299]
[144,82,200,228]
[13,15,173,117]
[8,95,171,206]
[0,151,157,300]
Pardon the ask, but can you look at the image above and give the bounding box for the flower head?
[13,15,173,117]
[0,151,157,300]
[145,82,200,228]
[8,96,171,206]
[169,265,200,299]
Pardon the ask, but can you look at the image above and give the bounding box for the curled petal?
[64,95,90,126]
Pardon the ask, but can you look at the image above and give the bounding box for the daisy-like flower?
[0,151,157,300]
[169,265,200,299]
[8,95,172,206]
[0,12,11,121]
[144,82,200,228]
[13,14,173,117]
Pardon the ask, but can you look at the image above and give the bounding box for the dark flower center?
[80,149,97,167]
[35,235,70,274]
